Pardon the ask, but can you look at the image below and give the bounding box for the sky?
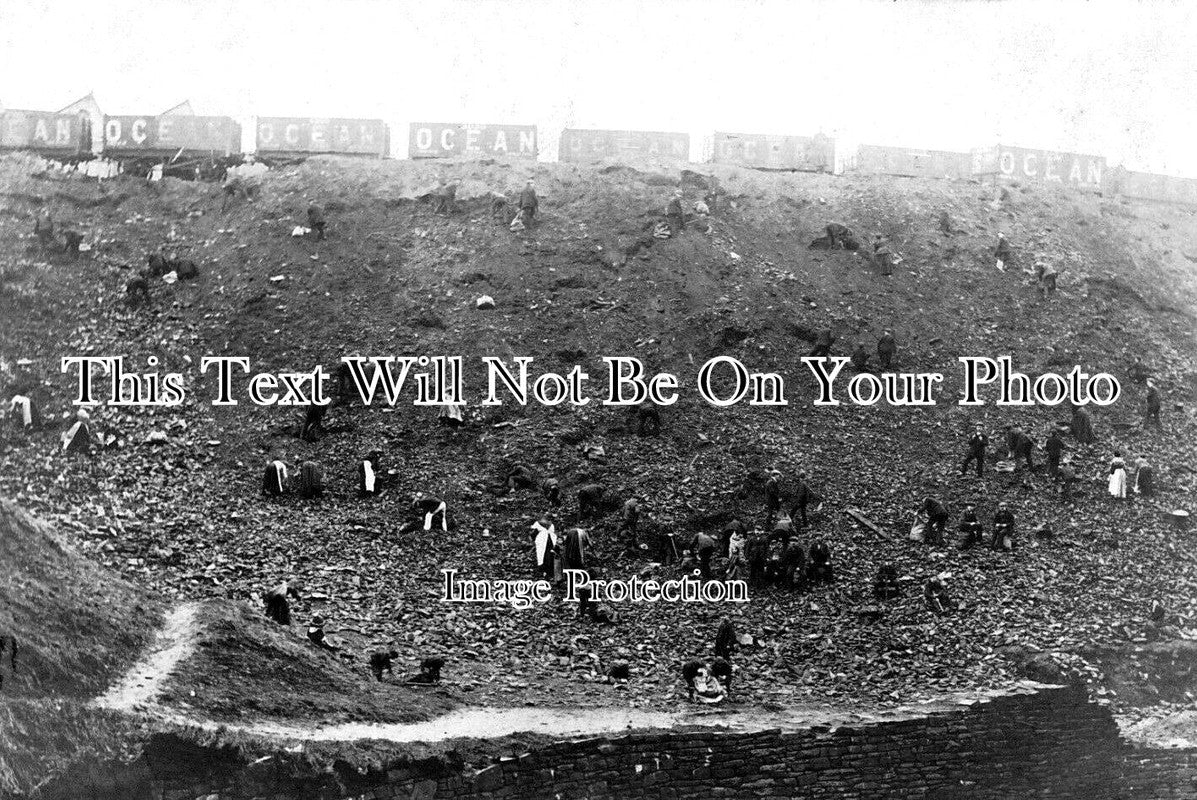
[1,0,1194,174]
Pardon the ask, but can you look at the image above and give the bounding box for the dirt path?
[93,602,201,713]
[175,703,872,743]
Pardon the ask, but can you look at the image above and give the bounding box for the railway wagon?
[971,144,1106,189]
[711,131,834,172]
[855,144,971,180]
[1105,166,1197,206]
[0,110,89,155]
[559,129,690,162]
[103,115,241,156]
[256,117,389,157]
[408,122,537,159]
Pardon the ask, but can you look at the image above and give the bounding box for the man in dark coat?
[992,503,1016,551]
[790,472,814,526]
[34,210,54,250]
[666,190,686,233]
[301,402,327,442]
[519,180,539,226]
[1070,404,1095,444]
[746,530,770,583]
[578,483,605,518]
[542,477,561,506]
[873,564,900,600]
[1146,382,1162,430]
[809,330,835,358]
[763,470,781,523]
[1135,458,1156,497]
[961,426,989,476]
[922,497,949,546]
[1006,426,1035,470]
[770,514,794,548]
[369,650,399,682]
[694,531,717,579]
[825,222,855,249]
[264,580,302,625]
[876,330,896,369]
[297,460,324,499]
[924,577,954,614]
[850,343,871,372]
[1045,430,1065,478]
[721,517,747,556]
[307,203,326,241]
[619,498,642,549]
[806,541,834,583]
[562,527,591,574]
[958,502,983,549]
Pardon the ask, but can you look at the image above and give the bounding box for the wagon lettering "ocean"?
[408,122,537,159]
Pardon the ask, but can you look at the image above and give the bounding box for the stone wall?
[1122,747,1197,799]
[37,685,1197,799]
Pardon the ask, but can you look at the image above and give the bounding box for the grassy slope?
[1,154,1196,720]
[0,499,158,697]
[162,600,457,724]
[0,499,159,794]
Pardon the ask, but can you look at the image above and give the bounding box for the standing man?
[667,190,686,234]
[1070,404,1096,445]
[34,210,54,250]
[620,497,642,551]
[519,179,539,227]
[1145,381,1162,431]
[790,472,814,527]
[876,330,897,370]
[1134,456,1156,498]
[960,426,989,477]
[694,531,718,579]
[763,470,782,525]
[562,527,591,576]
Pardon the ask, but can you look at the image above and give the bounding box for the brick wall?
[37,685,1197,799]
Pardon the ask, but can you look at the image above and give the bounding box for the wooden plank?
[845,507,886,537]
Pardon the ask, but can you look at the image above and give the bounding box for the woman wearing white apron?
[1108,452,1128,500]
[532,515,557,582]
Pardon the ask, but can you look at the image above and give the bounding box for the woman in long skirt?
[1108,451,1128,500]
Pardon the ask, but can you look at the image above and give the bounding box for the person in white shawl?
[358,450,382,496]
[1108,451,1128,500]
[262,459,289,496]
[62,409,94,454]
[9,395,35,430]
[532,515,558,581]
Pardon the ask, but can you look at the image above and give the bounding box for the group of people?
[261,454,450,531]
[31,210,85,259]
[261,579,444,684]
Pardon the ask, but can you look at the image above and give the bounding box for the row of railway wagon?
[2,96,1194,207]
